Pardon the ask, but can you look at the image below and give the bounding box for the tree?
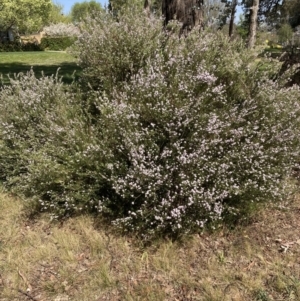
[247,0,259,48]
[228,0,237,37]
[162,0,205,34]
[48,2,72,24]
[108,0,144,15]
[241,0,300,32]
[277,23,293,44]
[236,14,249,39]
[202,0,227,30]
[0,0,52,33]
[71,1,103,23]
[281,0,300,28]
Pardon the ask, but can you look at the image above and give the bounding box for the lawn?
[0,51,82,85]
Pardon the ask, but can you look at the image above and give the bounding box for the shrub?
[0,70,110,217]
[0,41,22,52]
[1,14,300,239]
[70,10,166,92]
[40,36,77,51]
[90,30,300,237]
[277,23,293,45]
[0,41,43,52]
[43,23,80,37]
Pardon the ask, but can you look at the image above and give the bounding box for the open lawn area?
[0,52,82,85]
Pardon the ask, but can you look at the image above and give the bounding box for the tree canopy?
[70,0,103,23]
[0,0,52,33]
[48,2,72,24]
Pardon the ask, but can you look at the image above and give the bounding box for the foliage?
[43,23,80,37]
[0,41,44,52]
[241,0,300,31]
[70,0,103,23]
[0,71,109,219]
[1,13,300,239]
[108,0,144,14]
[277,23,293,45]
[0,0,52,34]
[71,10,165,91]
[40,36,77,51]
[281,0,300,29]
[48,2,72,24]
[87,29,300,237]
[236,14,249,40]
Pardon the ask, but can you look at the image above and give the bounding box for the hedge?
[40,36,77,51]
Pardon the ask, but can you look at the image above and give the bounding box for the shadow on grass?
[0,62,82,85]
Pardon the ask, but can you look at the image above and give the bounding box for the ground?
[0,188,300,301]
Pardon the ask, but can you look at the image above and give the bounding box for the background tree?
[203,0,227,30]
[71,0,103,23]
[108,0,144,15]
[281,0,300,28]
[241,0,300,32]
[0,0,52,33]
[247,0,259,48]
[162,0,205,34]
[235,15,248,39]
[228,0,237,37]
[48,2,72,24]
[277,22,293,44]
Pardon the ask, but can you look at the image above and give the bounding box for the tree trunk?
[247,0,259,48]
[162,0,204,34]
[229,0,237,38]
[144,0,151,15]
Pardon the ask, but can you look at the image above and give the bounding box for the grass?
[0,52,82,85]
[0,188,300,301]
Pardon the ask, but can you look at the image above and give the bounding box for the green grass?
[0,51,82,85]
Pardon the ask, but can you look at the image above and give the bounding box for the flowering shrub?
[43,23,80,37]
[0,71,76,185]
[40,23,79,50]
[0,71,110,217]
[1,13,300,239]
[70,10,166,92]
[91,30,300,237]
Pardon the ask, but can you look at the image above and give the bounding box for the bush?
[0,41,43,52]
[277,23,293,45]
[40,36,77,51]
[0,71,107,216]
[91,30,300,237]
[43,23,80,37]
[70,10,166,91]
[1,14,300,239]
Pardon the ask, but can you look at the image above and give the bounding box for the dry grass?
[0,188,300,301]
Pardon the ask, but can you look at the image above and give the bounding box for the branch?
[14,289,39,301]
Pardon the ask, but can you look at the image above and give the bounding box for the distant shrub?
[40,36,77,51]
[0,41,43,52]
[277,23,293,45]
[43,23,80,37]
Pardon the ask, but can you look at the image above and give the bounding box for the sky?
[56,0,108,15]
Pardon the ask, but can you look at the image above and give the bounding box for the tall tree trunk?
[162,0,204,34]
[229,0,237,38]
[247,0,259,48]
[144,0,151,15]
